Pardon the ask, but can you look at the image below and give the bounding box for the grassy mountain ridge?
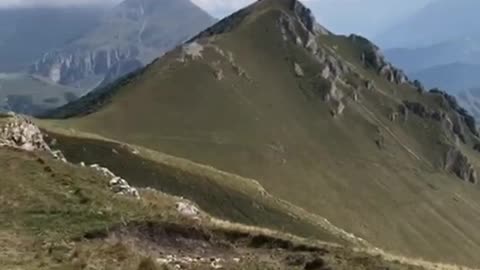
[1,114,456,270]
[45,0,480,267]
[0,143,448,270]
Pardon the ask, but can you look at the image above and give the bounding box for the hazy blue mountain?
[30,0,216,90]
[375,0,480,49]
[0,0,215,115]
[0,7,105,72]
[385,37,480,73]
[410,62,480,93]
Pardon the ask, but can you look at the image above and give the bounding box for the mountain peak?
[191,0,329,41]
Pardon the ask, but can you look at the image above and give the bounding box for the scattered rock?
[215,69,224,80]
[352,91,359,102]
[331,100,345,117]
[155,255,236,269]
[445,147,478,184]
[365,80,375,91]
[296,36,304,46]
[108,176,140,198]
[182,42,204,61]
[305,33,318,53]
[320,65,331,79]
[294,62,305,77]
[389,112,399,121]
[176,201,200,219]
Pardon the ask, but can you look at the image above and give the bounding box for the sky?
[0,0,435,38]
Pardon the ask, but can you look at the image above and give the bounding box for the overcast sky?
[0,0,434,38]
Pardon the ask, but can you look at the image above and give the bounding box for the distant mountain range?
[30,0,216,90]
[0,0,215,115]
[378,0,480,124]
[384,37,480,73]
[0,6,104,72]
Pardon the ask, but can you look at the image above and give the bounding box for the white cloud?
[191,0,254,14]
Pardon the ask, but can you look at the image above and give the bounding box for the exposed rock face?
[290,0,329,35]
[30,0,215,89]
[402,100,471,143]
[350,34,408,84]
[445,147,478,184]
[31,46,141,87]
[0,115,66,161]
[403,101,429,118]
[430,89,479,137]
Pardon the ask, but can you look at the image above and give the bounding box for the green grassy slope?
[46,0,480,266]
[0,117,440,270]
[44,130,350,245]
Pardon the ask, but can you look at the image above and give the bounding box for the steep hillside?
[0,114,453,270]
[47,0,480,267]
[30,0,216,90]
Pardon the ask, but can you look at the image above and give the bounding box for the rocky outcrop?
[430,89,479,137]
[290,0,329,35]
[413,80,425,93]
[0,114,66,161]
[402,101,429,118]
[401,101,471,142]
[175,201,200,219]
[87,163,139,198]
[349,34,408,85]
[178,42,204,62]
[293,62,304,77]
[0,113,140,198]
[445,147,477,184]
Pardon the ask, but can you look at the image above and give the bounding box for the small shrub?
[137,257,159,270]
